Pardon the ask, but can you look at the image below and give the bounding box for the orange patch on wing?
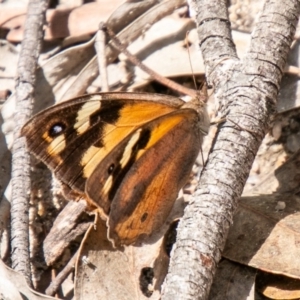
[136,113,186,159]
[117,102,176,126]
[113,157,173,241]
[81,124,135,178]
[81,103,178,179]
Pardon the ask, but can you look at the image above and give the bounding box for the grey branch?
[162,0,300,299]
[10,0,48,286]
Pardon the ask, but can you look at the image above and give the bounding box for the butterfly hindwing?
[85,109,202,245]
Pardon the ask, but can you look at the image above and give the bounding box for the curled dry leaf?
[0,260,59,300]
[257,272,300,300]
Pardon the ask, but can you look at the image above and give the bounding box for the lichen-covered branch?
[162,0,300,299]
[11,0,48,285]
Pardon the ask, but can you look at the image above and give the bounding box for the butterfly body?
[21,92,209,246]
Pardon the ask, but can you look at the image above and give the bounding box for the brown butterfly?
[21,92,209,246]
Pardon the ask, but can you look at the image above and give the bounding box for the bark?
[10,0,48,285]
[162,0,300,299]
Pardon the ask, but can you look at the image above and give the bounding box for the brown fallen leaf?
[257,271,300,299]
[223,194,300,279]
[209,259,256,300]
[1,2,124,42]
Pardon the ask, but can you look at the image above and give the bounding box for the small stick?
[43,200,88,266]
[284,64,300,78]
[105,25,198,99]
[45,250,79,296]
[95,22,109,92]
[11,0,48,286]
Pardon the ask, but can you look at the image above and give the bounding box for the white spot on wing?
[103,175,113,196]
[47,134,66,155]
[120,129,141,168]
[75,100,101,135]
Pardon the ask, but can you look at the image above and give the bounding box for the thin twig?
[95,23,109,92]
[45,250,79,296]
[10,0,48,286]
[105,26,198,98]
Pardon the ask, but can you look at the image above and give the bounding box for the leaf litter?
[1,0,300,299]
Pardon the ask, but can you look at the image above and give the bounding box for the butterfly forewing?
[21,93,185,200]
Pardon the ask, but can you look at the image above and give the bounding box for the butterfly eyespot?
[108,164,115,174]
[140,212,148,223]
[48,122,66,137]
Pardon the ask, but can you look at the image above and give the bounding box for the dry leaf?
[0,260,59,300]
[209,259,256,300]
[224,194,300,279]
[257,272,300,299]
[128,26,250,90]
[1,2,124,42]
[75,216,165,300]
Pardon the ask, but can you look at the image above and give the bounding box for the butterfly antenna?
[104,24,198,99]
[197,144,206,180]
[185,31,198,91]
